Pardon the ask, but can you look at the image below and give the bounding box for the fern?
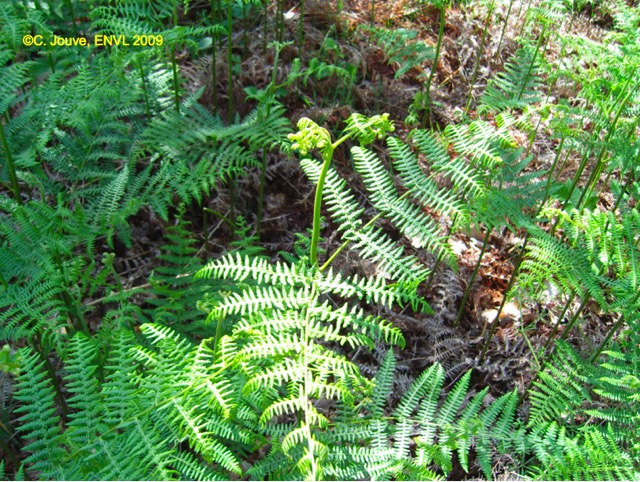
[323,352,519,480]
[14,326,246,480]
[479,46,544,114]
[526,338,640,479]
[360,26,434,79]
[13,351,67,480]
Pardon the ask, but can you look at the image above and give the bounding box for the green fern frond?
[300,157,431,284]
[14,350,67,480]
[527,423,639,480]
[361,26,433,79]
[411,129,487,197]
[352,146,456,268]
[528,341,593,427]
[387,137,469,225]
[479,46,544,114]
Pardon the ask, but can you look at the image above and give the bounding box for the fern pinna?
[15,326,246,480]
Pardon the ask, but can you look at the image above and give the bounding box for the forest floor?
[107,0,618,415]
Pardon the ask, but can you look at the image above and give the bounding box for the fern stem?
[32,334,69,416]
[0,120,22,205]
[519,291,577,402]
[609,163,636,214]
[262,0,268,54]
[211,0,219,114]
[203,207,237,232]
[310,147,334,266]
[298,0,305,58]
[171,46,181,113]
[63,0,77,35]
[577,78,639,212]
[227,0,234,122]
[212,314,224,357]
[421,3,445,128]
[455,226,492,325]
[517,25,546,101]
[590,290,640,363]
[256,43,282,239]
[277,0,285,42]
[479,237,528,363]
[495,0,515,59]
[542,291,576,353]
[522,294,590,400]
[557,295,590,342]
[171,0,180,113]
[465,0,496,114]
[137,59,152,120]
[242,0,249,60]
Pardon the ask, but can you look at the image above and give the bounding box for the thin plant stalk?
[495,0,515,58]
[517,292,575,404]
[590,290,640,363]
[211,0,219,114]
[277,0,285,42]
[558,296,590,342]
[465,0,496,113]
[243,0,249,60]
[478,236,528,363]
[0,120,22,205]
[298,0,305,57]
[170,0,181,112]
[578,78,639,212]
[64,0,77,35]
[517,24,546,101]
[263,0,268,53]
[364,0,375,81]
[541,291,576,353]
[227,0,234,123]
[256,44,284,237]
[138,58,152,120]
[455,227,492,324]
[421,1,446,128]
[516,0,536,38]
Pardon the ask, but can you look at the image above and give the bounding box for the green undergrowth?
[1,0,639,480]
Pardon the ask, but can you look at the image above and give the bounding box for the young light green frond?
[444,122,507,170]
[352,146,456,268]
[196,252,304,286]
[301,157,431,283]
[343,113,395,146]
[395,363,445,420]
[208,285,311,320]
[387,137,469,224]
